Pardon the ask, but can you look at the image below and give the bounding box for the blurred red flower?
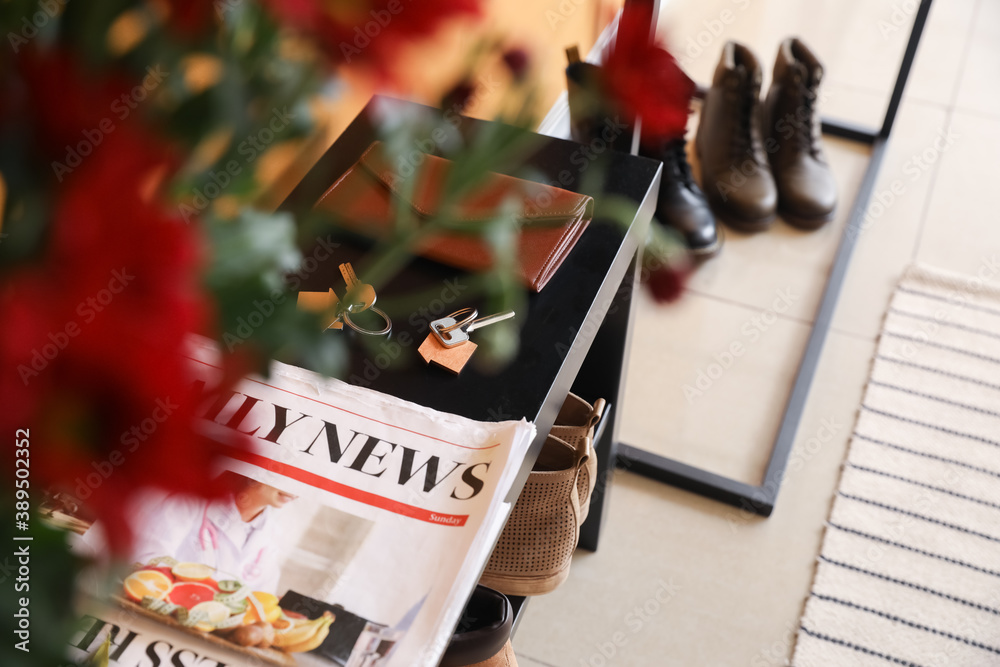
[164,0,218,38]
[603,7,694,142]
[0,127,238,554]
[14,49,133,164]
[441,79,476,112]
[502,46,530,80]
[644,253,692,304]
[261,0,482,76]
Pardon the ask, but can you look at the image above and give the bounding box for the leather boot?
[641,137,720,256]
[763,38,837,229]
[565,46,633,153]
[695,42,777,231]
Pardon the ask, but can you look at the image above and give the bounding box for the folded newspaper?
[66,340,535,667]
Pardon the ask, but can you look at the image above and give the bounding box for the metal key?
[429,308,476,347]
[466,311,515,332]
[430,316,464,347]
[339,262,377,313]
[432,310,515,348]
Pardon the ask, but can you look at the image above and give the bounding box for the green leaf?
[205,208,301,289]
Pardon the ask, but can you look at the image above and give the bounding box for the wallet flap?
[358,141,593,224]
[314,141,595,292]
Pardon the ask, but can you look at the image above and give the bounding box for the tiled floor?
[513,0,999,665]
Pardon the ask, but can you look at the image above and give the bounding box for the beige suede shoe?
[550,393,605,522]
[480,435,583,596]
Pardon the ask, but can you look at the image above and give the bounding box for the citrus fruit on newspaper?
[168,582,217,609]
[190,600,232,632]
[142,565,175,582]
[243,591,281,624]
[123,570,173,602]
[172,562,214,582]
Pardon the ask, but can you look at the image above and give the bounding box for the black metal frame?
[616,0,934,516]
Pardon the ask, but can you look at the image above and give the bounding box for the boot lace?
[794,79,820,154]
[664,139,695,188]
[728,84,756,160]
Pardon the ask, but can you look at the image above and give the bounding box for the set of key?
[296,261,516,356]
[419,308,516,374]
[297,263,391,335]
[430,309,516,347]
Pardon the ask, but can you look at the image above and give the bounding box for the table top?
[279,96,660,438]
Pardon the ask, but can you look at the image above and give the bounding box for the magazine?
[63,339,535,667]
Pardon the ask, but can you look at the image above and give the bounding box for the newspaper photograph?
[63,339,535,667]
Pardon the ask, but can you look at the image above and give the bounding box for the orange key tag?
[297,289,343,330]
[418,334,477,374]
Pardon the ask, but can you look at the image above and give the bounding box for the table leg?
[574,255,640,551]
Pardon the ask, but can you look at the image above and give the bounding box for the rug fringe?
[903,262,1000,300]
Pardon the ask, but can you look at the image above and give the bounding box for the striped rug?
[792,265,1000,667]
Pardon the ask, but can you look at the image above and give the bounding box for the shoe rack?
[601,0,936,516]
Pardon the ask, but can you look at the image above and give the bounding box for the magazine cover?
[60,339,535,667]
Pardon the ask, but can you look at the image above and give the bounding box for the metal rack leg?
[617,0,934,514]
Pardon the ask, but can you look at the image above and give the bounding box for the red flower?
[645,264,689,303]
[603,7,694,142]
[14,49,134,164]
[502,47,530,80]
[163,0,218,37]
[260,0,482,77]
[0,127,238,554]
[441,80,475,112]
[644,250,692,304]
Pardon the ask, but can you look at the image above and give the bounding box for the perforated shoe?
[480,435,583,596]
[550,393,605,522]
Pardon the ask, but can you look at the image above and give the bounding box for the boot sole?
[689,234,722,258]
[711,209,775,233]
[779,207,835,230]
[479,563,572,597]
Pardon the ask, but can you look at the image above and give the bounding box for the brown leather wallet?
[313,141,594,292]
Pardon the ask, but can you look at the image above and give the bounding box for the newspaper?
[64,339,535,667]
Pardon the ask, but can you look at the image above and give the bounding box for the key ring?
[436,308,478,334]
[342,306,393,336]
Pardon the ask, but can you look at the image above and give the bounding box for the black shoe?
[642,138,720,257]
[440,585,514,667]
[565,46,633,152]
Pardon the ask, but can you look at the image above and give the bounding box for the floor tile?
[619,290,812,484]
[516,329,876,667]
[660,0,911,128]
[904,0,979,108]
[953,0,1000,117]
[513,654,557,667]
[820,83,887,132]
[831,101,949,339]
[686,126,870,323]
[511,3,983,666]
[915,110,1000,277]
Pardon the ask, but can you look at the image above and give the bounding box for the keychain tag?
[297,289,343,329]
[418,335,477,374]
[420,308,516,374]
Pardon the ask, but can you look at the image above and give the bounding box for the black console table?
[279,96,660,582]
